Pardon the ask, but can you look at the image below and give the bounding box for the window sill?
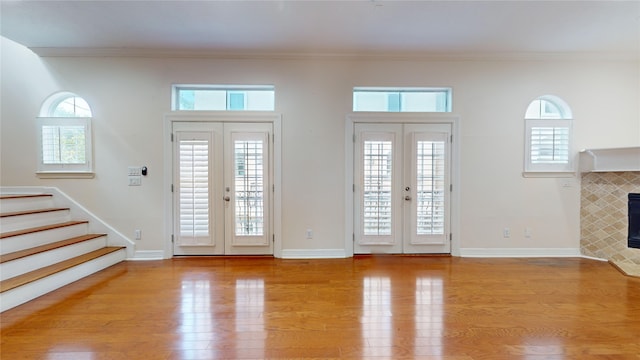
[522,171,576,178]
[36,172,95,179]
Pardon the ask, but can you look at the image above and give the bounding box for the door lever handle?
[404,196,412,201]
[224,196,230,202]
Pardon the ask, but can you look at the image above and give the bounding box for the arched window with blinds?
[37,92,93,177]
[524,95,574,174]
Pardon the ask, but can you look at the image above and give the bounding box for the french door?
[354,123,451,254]
[173,122,273,255]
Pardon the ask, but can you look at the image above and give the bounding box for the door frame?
[345,113,460,257]
[164,112,282,258]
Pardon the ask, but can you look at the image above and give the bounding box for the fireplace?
[630,193,640,249]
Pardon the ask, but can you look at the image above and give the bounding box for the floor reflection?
[362,276,392,358]
[235,279,265,359]
[415,277,444,357]
[179,279,216,358]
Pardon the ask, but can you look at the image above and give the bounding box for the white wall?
[2,37,639,257]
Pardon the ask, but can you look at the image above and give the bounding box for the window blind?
[41,125,86,164]
[234,140,264,236]
[530,126,570,164]
[416,140,445,235]
[363,140,394,236]
[179,139,210,241]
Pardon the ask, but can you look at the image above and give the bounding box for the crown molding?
[29,47,640,62]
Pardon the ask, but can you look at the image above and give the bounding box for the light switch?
[128,176,141,186]
[128,166,142,176]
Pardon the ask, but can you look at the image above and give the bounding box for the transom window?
[524,95,573,174]
[172,85,275,111]
[353,87,452,112]
[37,92,93,177]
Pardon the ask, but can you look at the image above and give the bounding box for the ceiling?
[1,0,639,58]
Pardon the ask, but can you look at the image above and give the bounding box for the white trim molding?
[163,112,282,259]
[459,248,581,258]
[130,250,165,261]
[345,113,461,257]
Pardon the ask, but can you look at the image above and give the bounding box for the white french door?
[354,123,451,254]
[173,122,273,255]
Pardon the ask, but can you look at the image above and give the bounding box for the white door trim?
[164,112,282,258]
[345,113,461,257]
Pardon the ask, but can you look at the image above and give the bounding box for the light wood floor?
[1,256,639,359]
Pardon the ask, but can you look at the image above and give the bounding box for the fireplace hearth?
[630,193,640,249]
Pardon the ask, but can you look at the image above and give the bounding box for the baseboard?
[280,249,347,259]
[459,248,581,258]
[129,250,164,261]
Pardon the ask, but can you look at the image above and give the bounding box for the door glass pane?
[416,140,445,235]
[179,140,210,240]
[363,140,393,235]
[234,140,264,236]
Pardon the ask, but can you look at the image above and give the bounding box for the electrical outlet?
[135,229,142,240]
[524,227,532,238]
[306,229,313,239]
[503,227,511,238]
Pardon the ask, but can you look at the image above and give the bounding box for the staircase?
[0,193,127,312]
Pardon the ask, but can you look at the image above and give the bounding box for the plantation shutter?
[363,139,394,236]
[530,126,570,164]
[227,130,271,247]
[525,119,572,172]
[415,139,446,236]
[37,117,92,173]
[177,132,213,246]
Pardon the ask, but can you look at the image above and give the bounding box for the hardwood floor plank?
[1,257,639,359]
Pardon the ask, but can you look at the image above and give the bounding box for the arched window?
[524,95,573,174]
[37,92,93,177]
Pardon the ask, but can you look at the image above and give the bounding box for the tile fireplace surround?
[581,171,640,277]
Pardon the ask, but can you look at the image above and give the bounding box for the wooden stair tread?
[0,194,52,200]
[0,234,107,264]
[0,220,88,239]
[1,207,70,218]
[0,247,125,293]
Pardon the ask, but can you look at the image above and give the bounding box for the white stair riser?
[0,196,54,213]
[0,249,126,312]
[0,237,108,281]
[0,210,71,233]
[0,223,89,254]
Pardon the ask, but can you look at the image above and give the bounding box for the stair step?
[0,247,125,293]
[0,194,53,200]
[0,194,55,213]
[0,220,88,239]
[0,234,107,264]
[1,207,70,218]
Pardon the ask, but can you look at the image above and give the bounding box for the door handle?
[224,196,230,202]
[404,195,412,201]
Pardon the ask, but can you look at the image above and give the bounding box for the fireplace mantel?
[579,146,640,173]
